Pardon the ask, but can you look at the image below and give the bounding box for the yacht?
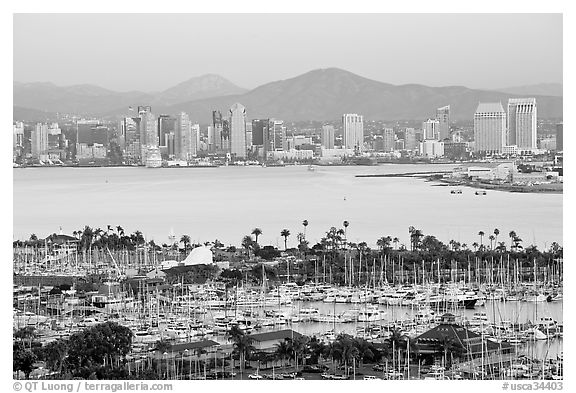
[358,307,386,322]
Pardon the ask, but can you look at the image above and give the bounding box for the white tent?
[182,246,214,266]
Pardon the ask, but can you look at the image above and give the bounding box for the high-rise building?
[422,119,440,140]
[245,122,253,150]
[175,112,191,161]
[268,119,286,151]
[77,120,101,145]
[474,102,506,154]
[139,109,157,148]
[342,114,364,152]
[507,98,537,149]
[382,128,395,152]
[212,111,224,151]
[121,117,141,163]
[157,115,176,147]
[13,122,24,150]
[556,122,563,151]
[229,103,247,158]
[31,123,49,160]
[207,126,214,151]
[404,128,417,150]
[321,125,335,149]
[436,105,451,140]
[191,124,200,157]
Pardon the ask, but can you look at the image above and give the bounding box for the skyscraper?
[507,98,537,149]
[382,128,395,152]
[121,117,141,163]
[175,112,191,161]
[474,102,506,154]
[556,122,563,151]
[157,115,176,148]
[139,109,157,148]
[229,103,247,158]
[13,122,24,151]
[342,114,364,152]
[321,125,335,149]
[191,124,200,157]
[404,128,417,150]
[422,119,440,140]
[31,123,49,160]
[436,105,451,140]
[212,111,223,151]
[269,119,287,151]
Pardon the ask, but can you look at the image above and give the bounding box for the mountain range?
[13,68,563,123]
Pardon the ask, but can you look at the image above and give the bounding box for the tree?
[478,231,485,248]
[280,229,291,251]
[13,342,37,379]
[275,339,291,368]
[488,235,495,250]
[180,235,191,251]
[509,231,517,250]
[494,228,500,245]
[242,235,254,259]
[43,339,69,374]
[302,220,309,239]
[438,336,465,369]
[251,228,262,245]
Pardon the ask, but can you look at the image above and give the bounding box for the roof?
[155,340,220,353]
[250,329,304,343]
[415,323,509,354]
[475,102,505,114]
[508,98,536,105]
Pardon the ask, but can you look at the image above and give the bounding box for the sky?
[13,13,563,92]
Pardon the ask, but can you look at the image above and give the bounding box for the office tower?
[222,119,231,151]
[139,109,157,148]
[556,123,563,151]
[321,125,335,149]
[31,123,49,159]
[212,111,224,151]
[251,119,267,146]
[47,123,62,150]
[122,117,141,163]
[422,119,440,140]
[175,112,191,160]
[436,105,451,140]
[405,128,417,150]
[191,124,200,157]
[13,122,24,150]
[269,119,286,151]
[76,119,101,144]
[474,102,506,153]
[157,115,176,147]
[207,126,214,150]
[166,133,175,157]
[382,128,395,152]
[245,122,253,149]
[342,114,364,151]
[508,98,537,149]
[229,103,247,158]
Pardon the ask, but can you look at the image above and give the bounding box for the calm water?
[13,165,562,249]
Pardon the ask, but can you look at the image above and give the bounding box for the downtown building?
[139,108,158,162]
[229,103,247,159]
[342,114,364,152]
[121,117,141,163]
[31,123,49,161]
[382,128,395,152]
[321,125,335,149]
[404,127,418,151]
[13,122,24,159]
[422,119,440,140]
[507,98,537,151]
[175,112,199,161]
[473,102,506,154]
[436,105,451,141]
[556,123,563,151]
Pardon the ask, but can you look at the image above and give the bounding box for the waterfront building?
[395,139,405,151]
[443,141,468,160]
[382,128,395,152]
[13,122,24,153]
[321,125,335,149]
[175,112,192,161]
[191,124,200,157]
[139,109,157,163]
[507,98,537,150]
[222,119,231,152]
[342,114,364,152]
[474,102,506,154]
[77,119,107,147]
[419,140,444,158]
[121,117,141,163]
[245,122,253,149]
[212,111,224,151]
[269,119,287,151]
[422,119,440,140]
[556,123,563,151]
[157,115,176,148]
[404,127,418,150]
[539,137,557,151]
[207,126,214,151]
[229,103,247,159]
[269,149,314,161]
[436,105,451,141]
[31,123,49,160]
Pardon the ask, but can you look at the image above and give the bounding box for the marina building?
[321,125,335,149]
[342,114,364,152]
[507,98,537,150]
[473,102,506,154]
[229,103,247,159]
[436,105,451,141]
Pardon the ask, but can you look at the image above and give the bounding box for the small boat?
[450,189,463,194]
[475,190,487,195]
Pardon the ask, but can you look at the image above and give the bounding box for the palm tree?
[343,221,349,245]
[280,229,291,251]
[438,336,465,369]
[488,235,495,250]
[472,242,479,252]
[509,230,517,250]
[493,228,500,245]
[393,237,399,250]
[180,234,191,251]
[302,220,309,239]
[251,228,262,245]
[275,339,291,368]
[233,334,255,379]
[242,235,254,259]
[496,242,507,253]
[478,231,485,248]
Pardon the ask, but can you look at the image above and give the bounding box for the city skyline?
[13,14,562,92]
